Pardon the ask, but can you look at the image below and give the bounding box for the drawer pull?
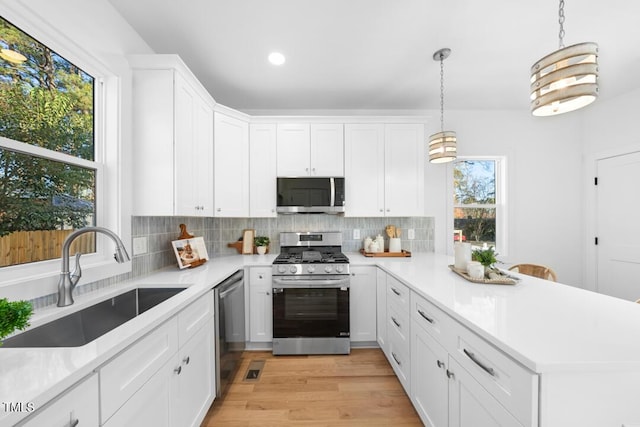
[391,316,401,328]
[391,287,401,296]
[174,365,182,375]
[183,356,190,365]
[436,360,445,369]
[70,420,79,427]
[417,309,434,324]
[463,348,496,377]
[446,369,455,379]
[391,352,401,366]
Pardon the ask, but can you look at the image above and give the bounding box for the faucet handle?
[70,252,82,287]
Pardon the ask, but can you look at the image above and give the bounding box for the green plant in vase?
[471,246,499,275]
[254,236,270,255]
[0,299,33,345]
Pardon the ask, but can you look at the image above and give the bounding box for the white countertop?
[3,251,640,425]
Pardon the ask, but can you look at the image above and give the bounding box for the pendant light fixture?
[530,0,598,116]
[428,48,457,164]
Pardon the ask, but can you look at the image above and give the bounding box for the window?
[1,17,97,267]
[452,158,506,252]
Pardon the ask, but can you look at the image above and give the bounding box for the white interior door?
[596,151,640,300]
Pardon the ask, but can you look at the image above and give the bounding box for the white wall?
[425,109,585,287]
[580,88,640,292]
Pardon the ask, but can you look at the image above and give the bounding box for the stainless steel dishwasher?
[213,269,245,398]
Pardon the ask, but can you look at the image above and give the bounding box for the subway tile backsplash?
[29,215,433,310]
[132,215,434,274]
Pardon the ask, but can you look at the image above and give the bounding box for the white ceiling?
[108,0,640,113]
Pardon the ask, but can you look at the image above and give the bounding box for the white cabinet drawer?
[178,290,214,347]
[410,291,455,352]
[387,275,410,312]
[249,266,272,285]
[100,317,178,423]
[388,324,411,394]
[21,374,99,427]
[452,322,538,427]
[387,302,410,350]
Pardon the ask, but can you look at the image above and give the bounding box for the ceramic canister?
[454,242,471,271]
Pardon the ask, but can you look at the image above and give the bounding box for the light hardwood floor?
[202,348,423,426]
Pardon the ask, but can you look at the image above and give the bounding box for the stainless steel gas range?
[271,231,350,355]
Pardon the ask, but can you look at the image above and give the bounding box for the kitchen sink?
[1,287,186,348]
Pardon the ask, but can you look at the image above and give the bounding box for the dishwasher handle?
[216,270,244,297]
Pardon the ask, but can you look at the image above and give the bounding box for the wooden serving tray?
[448,265,519,285]
[360,249,412,257]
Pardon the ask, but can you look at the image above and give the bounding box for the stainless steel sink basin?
[1,287,186,348]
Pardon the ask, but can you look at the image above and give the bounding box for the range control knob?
[290,266,298,274]
[324,265,333,273]
[336,265,344,273]
[277,265,287,274]
[307,266,316,274]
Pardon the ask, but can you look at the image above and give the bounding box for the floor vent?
[243,359,265,382]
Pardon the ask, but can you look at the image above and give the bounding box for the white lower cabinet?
[101,291,215,427]
[411,321,449,427]
[171,318,214,427]
[385,274,411,394]
[409,290,537,427]
[448,358,522,427]
[349,266,377,343]
[248,267,273,343]
[21,374,99,427]
[375,268,387,354]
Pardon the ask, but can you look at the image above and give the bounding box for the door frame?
[584,143,640,293]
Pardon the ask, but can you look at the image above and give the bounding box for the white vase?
[256,246,267,255]
[389,238,401,253]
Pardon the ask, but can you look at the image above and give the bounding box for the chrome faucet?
[57,226,131,307]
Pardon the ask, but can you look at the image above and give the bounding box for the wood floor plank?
[201,348,423,426]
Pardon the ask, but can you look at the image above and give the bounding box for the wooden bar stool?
[508,263,557,282]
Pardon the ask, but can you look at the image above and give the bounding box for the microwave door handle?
[330,177,335,207]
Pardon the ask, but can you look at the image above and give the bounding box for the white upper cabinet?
[276,123,344,176]
[249,124,277,217]
[310,124,344,176]
[214,111,250,217]
[277,124,310,176]
[344,123,424,217]
[344,123,385,216]
[384,124,425,217]
[129,55,214,217]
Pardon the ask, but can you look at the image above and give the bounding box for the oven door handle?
[272,277,350,288]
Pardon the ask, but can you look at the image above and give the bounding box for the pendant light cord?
[439,54,445,132]
[558,0,565,49]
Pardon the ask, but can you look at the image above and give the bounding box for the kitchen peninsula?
[2,253,639,426]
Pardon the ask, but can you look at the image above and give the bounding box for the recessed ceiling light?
[268,52,286,66]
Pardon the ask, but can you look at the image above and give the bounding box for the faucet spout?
[57,226,130,307]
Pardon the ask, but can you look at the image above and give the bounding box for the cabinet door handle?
[391,287,401,296]
[174,365,182,375]
[463,349,496,377]
[391,316,401,328]
[436,360,445,369]
[216,208,221,212]
[70,419,79,427]
[417,309,434,324]
[258,274,264,279]
[391,352,401,366]
[379,209,384,212]
[266,291,270,296]
[446,369,455,379]
[183,356,190,365]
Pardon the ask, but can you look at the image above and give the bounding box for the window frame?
[447,156,508,257]
[0,9,130,301]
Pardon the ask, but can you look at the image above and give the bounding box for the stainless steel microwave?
[276,177,345,214]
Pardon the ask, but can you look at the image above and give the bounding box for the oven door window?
[273,287,349,338]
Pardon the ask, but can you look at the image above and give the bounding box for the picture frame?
[172,236,209,269]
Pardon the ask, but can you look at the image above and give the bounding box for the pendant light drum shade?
[429,131,457,163]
